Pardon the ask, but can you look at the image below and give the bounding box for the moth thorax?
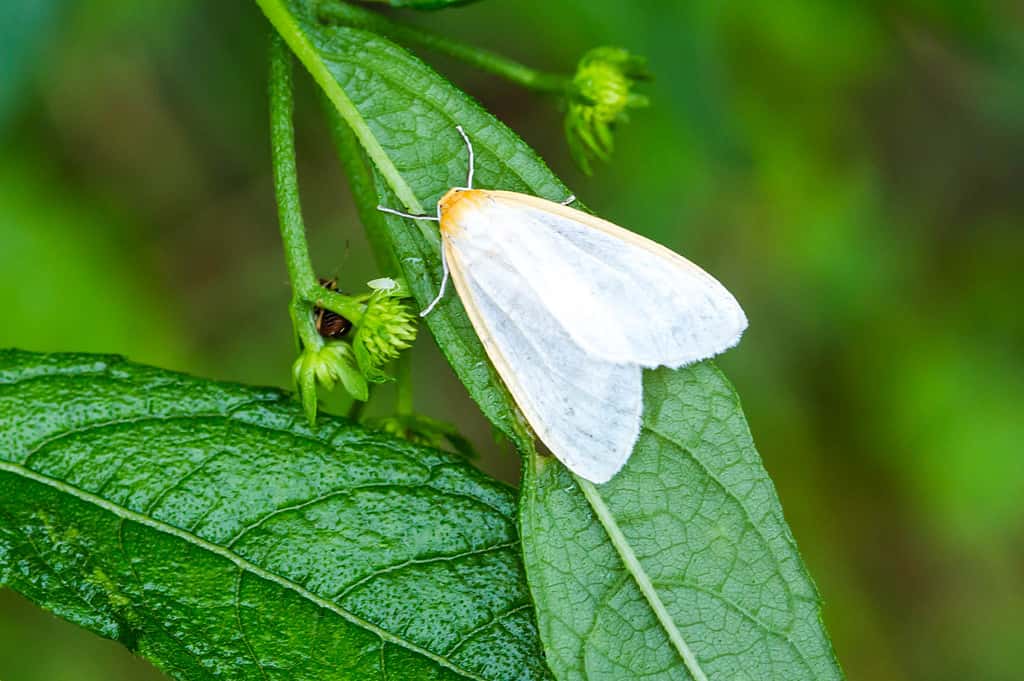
[438,188,486,236]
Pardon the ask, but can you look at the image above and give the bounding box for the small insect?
[379,127,747,483]
[314,278,352,339]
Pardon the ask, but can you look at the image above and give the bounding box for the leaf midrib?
[573,414,822,681]
[259,1,567,235]
[0,458,491,681]
[575,476,710,681]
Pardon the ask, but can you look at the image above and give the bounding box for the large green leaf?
[256,2,845,679]
[0,350,550,681]
[522,365,845,681]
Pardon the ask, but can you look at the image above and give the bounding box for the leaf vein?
[115,518,221,673]
[445,602,532,658]
[0,461,491,681]
[643,424,796,619]
[333,541,518,602]
[577,477,710,681]
[235,569,271,681]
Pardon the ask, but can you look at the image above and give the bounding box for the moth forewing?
[454,190,748,370]
[443,232,643,483]
[381,127,747,484]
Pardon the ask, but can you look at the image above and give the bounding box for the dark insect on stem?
[314,278,353,338]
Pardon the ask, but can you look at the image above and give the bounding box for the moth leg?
[560,194,577,206]
[420,246,450,317]
[376,205,440,221]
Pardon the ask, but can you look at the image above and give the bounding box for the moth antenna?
[377,205,440,221]
[456,125,474,189]
[420,247,450,317]
[560,194,577,206]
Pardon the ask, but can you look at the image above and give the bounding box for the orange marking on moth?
[438,188,487,237]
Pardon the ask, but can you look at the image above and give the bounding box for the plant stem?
[256,0,437,243]
[269,33,322,351]
[311,289,364,323]
[317,1,572,94]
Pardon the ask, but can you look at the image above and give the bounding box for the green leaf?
[256,3,843,679]
[522,365,845,681]
[258,0,573,456]
[0,350,551,681]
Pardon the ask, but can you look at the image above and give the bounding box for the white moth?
[380,127,747,484]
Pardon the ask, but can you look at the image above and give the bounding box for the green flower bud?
[352,290,418,382]
[292,341,367,424]
[565,46,650,174]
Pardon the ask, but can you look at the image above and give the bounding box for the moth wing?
[473,191,748,368]
[445,237,643,484]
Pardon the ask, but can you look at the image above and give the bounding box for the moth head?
[438,188,485,233]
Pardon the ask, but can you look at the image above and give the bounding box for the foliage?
[257,4,841,678]
[0,350,549,680]
[358,0,480,10]
[3,0,1022,680]
[0,2,845,679]
[522,365,841,680]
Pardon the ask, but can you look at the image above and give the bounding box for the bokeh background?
[1,1,1022,679]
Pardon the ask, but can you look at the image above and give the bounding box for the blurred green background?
[1,1,1022,679]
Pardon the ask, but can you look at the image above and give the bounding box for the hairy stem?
[311,289,365,323]
[317,1,572,94]
[256,0,438,243]
[269,33,322,351]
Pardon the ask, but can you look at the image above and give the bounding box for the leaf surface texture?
[0,350,551,681]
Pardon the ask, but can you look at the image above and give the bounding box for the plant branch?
[317,1,572,94]
[269,33,322,351]
[311,288,365,322]
[257,0,438,243]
